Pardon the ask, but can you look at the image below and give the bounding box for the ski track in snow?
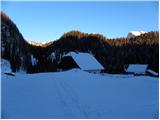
[55,79,88,118]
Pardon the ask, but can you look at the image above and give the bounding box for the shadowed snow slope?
[2,69,158,119]
[1,59,12,74]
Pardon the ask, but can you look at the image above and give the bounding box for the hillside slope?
[1,12,159,73]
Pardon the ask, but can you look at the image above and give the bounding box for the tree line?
[1,12,159,73]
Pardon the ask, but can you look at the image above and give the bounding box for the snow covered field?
[1,68,158,119]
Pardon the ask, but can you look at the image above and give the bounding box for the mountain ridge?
[1,11,159,73]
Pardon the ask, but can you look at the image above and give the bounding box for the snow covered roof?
[127,31,146,39]
[65,52,104,70]
[126,64,148,74]
[147,69,159,76]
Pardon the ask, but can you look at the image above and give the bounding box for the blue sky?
[1,1,158,42]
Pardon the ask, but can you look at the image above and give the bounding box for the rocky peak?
[127,31,146,39]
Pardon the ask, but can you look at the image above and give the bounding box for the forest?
[1,12,159,73]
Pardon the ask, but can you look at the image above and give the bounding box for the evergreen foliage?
[1,12,159,73]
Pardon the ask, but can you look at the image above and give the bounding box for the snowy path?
[2,69,159,118]
[55,79,88,118]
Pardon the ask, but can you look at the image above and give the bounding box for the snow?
[31,55,38,66]
[1,59,12,119]
[1,59,12,74]
[2,68,158,119]
[127,31,145,39]
[65,52,104,70]
[147,69,159,76]
[27,40,47,46]
[126,64,148,74]
[1,46,5,53]
[49,52,55,62]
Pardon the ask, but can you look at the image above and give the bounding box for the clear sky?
[1,1,159,42]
